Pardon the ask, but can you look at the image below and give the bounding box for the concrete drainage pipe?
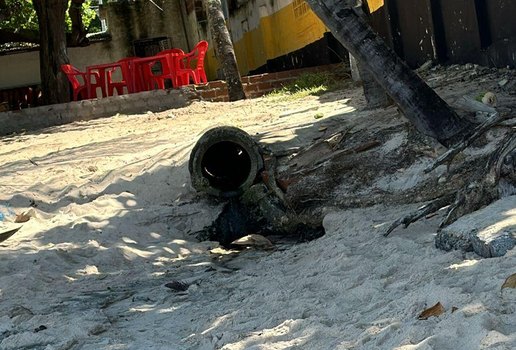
[188,126,264,198]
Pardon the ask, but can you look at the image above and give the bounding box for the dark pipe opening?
[201,141,252,192]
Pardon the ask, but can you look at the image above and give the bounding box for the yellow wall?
[366,0,384,13]
[204,1,327,79]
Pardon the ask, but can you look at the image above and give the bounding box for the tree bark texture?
[33,0,70,105]
[69,0,89,46]
[305,0,471,147]
[205,0,246,101]
[358,62,392,108]
[353,1,391,108]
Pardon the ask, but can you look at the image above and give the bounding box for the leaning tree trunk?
[205,0,246,101]
[33,0,70,105]
[305,0,471,147]
[354,1,391,108]
[357,58,392,108]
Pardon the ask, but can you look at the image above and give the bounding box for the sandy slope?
[0,68,514,349]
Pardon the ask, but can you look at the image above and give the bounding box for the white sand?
[0,79,515,349]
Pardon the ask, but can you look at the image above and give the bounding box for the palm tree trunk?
[205,0,246,101]
[305,0,471,147]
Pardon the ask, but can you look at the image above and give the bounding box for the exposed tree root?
[439,181,498,229]
[490,132,516,182]
[425,112,506,173]
[386,125,515,237]
[383,193,456,236]
[439,131,516,227]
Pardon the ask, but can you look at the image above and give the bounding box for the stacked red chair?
[61,64,101,101]
[176,41,209,86]
[145,49,184,89]
[107,57,137,96]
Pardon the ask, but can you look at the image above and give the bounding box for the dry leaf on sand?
[15,211,31,223]
[231,234,274,250]
[501,273,516,290]
[418,302,445,320]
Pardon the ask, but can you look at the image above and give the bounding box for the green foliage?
[475,92,486,102]
[0,0,38,31]
[82,2,101,32]
[266,71,340,101]
[0,0,100,33]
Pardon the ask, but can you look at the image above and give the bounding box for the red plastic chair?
[145,49,186,89]
[61,64,101,101]
[176,41,209,85]
[139,57,169,90]
[107,57,136,96]
[161,48,185,67]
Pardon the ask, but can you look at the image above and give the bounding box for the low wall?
[0,64,342,135]
[186,64,342,102]
[0,89,195,135]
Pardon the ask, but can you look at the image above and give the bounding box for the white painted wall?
[69,41,118,71]
[0,41,118,90]
[0,50,40,89]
